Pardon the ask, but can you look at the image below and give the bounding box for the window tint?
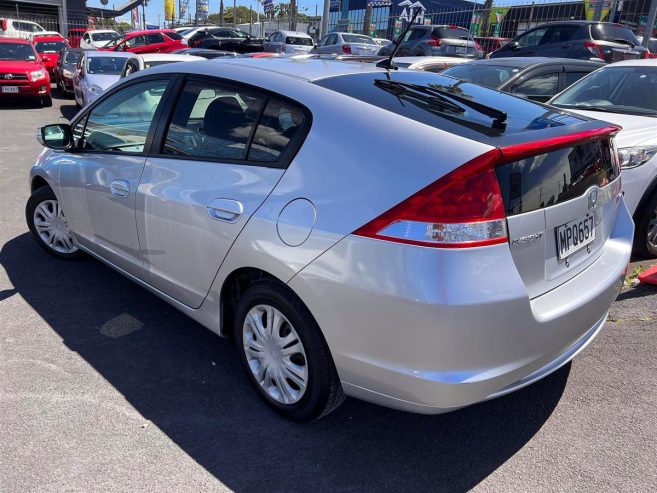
[327,34,337,45]
[286,36,313,46]
[86,56,127,74]
[166,31,183,40]
[591,24,640,45]
[563,71,591,87]
[164,80,263,160]
[82,80,167,153]
[442,63,520,88]
[35,41,67,53]
[432,27,471,40]
[64,50,81,64]
[249,99,306,163]
[512,73,559,98]
[540,25,580,44]
[405,28,427,42]
[516,27,548,47]
[147,33,165,44]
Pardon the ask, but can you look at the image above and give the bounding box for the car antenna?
[377,7,422,70]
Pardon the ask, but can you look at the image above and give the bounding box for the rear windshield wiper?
[612,38,635,47]
[374,79,508,130]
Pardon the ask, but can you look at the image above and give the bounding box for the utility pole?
[233,0,237,27]
[642,0,657,47]
[220,0,225,26]
[321,0,329,38]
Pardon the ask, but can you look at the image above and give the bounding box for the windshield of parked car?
[433,27,471,40]
[590,24,640,46]
[64,51,81,64]
[551,66,657,116]
[91,32,120,42]
[35,41,67,53]
[342,34,377,45]
[285,36,313,45]
[441,64,521,88]
[166,31,183,40]
[86,56,127,74]
[0,42,38,61]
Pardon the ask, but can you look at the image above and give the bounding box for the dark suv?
[378,25,483,58]
[188,27,263,53]
[490,21,649,63]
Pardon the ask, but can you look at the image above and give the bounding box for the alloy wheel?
[242,304,308,405]
[648,206,657,253]
[33,199,78,254]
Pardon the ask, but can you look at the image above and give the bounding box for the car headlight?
[30,69,46,80]
[62,69,74,78]
[618,146,657,169]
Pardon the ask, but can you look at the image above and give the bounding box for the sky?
[86,0,324,26]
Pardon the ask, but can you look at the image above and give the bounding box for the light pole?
[321,0,329,38]
[233,0,237,27]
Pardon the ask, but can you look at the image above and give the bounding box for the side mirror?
[508,41,519,50]
[37,124,74,150]
[392,36,399,44]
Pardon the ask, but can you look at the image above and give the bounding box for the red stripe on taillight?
[342,44,352,54]
[353,126,621,249]
[427,37,443,47]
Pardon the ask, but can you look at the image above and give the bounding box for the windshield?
[166,31,183,40]
[590,24,640,46]
[64,51,81,64]
[552,66,657,117]
[92,32,119,42]
[286,36,313,46]
[342,34,377,45]
[441,64,520,88]
[0,42,38,61]
[86,56,127,75]
[35,41,67,53]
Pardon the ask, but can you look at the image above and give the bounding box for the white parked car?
[80,29,121,49]
[121,53,205,78]
[73,51,132,107]
[0,18,45,39]
[551,59,657,257]
[263,30,314,54]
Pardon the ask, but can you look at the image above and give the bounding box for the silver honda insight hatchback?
[27,58,632,421]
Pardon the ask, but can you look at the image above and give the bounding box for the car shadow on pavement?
[59,104,79,121]
[0,233,570,493]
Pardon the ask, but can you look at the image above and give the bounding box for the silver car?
[27,58,632,421]
[263,30,315,55]
[72,51,131,107]
[312,32,380,55]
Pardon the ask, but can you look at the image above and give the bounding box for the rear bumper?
[289,197,633,413]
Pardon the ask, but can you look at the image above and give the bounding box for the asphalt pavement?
[1,91,656,492]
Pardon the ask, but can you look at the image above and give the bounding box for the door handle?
[110,179,130,197]
[207,198,243,223]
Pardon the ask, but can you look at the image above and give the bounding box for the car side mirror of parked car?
[37,124,74,151]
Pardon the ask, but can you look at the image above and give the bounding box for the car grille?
[0,73,29,81]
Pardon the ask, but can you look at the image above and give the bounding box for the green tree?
[208,6,263,25]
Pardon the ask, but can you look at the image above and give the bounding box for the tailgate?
[497,136,622,298]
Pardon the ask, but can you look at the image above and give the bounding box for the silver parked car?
[27,58,632,421]
[312,32,380,55]
[72,50,131,107]
[263,30,315,54]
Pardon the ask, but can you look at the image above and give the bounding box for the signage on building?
[165,0,175,21]
[264,0,275,13]
[196,0,209,19]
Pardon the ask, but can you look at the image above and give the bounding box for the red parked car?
[475,36,511,56]
[32,35,69,76]
[100,29,185,54]
[0,38,51,106]
[67,27,88,48]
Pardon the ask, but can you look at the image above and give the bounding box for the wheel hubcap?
[33,199,78,254]
[243,304,308,405]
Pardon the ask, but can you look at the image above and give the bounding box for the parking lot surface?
[1,93,656,492]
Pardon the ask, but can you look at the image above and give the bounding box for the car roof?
[278,30,311,37]
[394,56,468,64]
[87,29,118,34]
[124,29,175,37]
[131,53,204,62]
[86,50,132,58]
[0,37,31,45]
[607,59,657,67]
[465,57,603,68]
[33,36,66,42]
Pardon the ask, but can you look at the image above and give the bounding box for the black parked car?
[441,57,603,102]
[54,47,84,97]
[490,21,649,63]
[171,48,239,59]
[378,24,484,59]
[188,28,263,53]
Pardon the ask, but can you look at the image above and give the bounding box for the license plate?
[1,86,19,93]
[556,214,595,260]
[455,46,467,54]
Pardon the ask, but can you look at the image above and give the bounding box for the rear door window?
[147,34,165,44]
[405,28,427,42]
[540,25,580,44]
[166,31,183,40]
[516,27,548,47]
[249,99,307,163]
[511,72,560,99]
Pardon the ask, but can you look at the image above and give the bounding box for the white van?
[1,18,46,39]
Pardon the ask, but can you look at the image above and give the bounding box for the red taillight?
[427,37,443,47]
[1,19,7,31]
[354,126,621,249]
[475,42,483,51]
[342,44,352,54]
[584,41,605,60]
[641,49,650,59]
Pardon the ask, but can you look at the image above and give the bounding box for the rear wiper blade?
[374,79,464,114]
[375,79,507,130]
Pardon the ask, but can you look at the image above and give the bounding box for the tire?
[26,186,83,260]
[634,192,657,259]
[41,95,52,107]
[234,280,345,421]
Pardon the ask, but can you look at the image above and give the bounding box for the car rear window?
[590,24,640,45]
[432,27,471,40]
[496,139,617,216]
[314,71,586,143]
[286,36,313,46]
[342,34,377,45]
[442,63,520,88]
[166,31,183,40]
[35,41,67,53]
